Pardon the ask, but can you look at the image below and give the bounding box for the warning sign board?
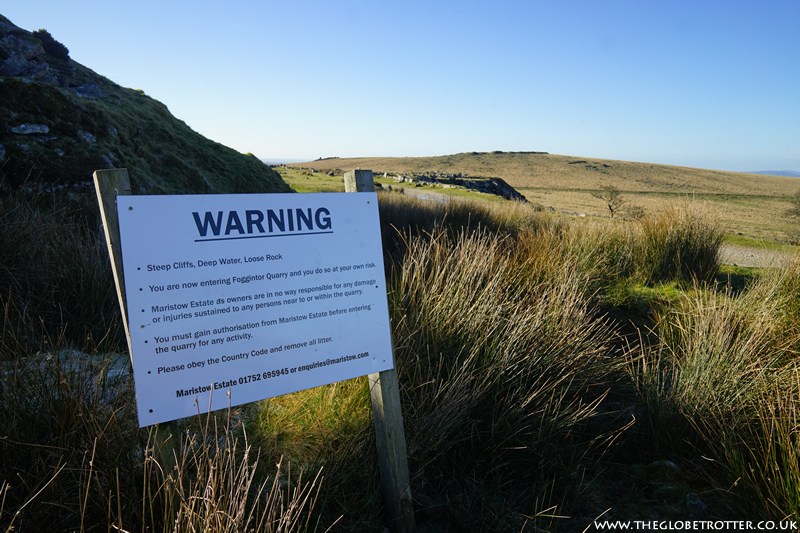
[116,192,393,426]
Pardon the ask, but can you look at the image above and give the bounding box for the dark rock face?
[0,33,43,60]
[0,19,61,84]
[73,82,104,98]
[391,171,527,202]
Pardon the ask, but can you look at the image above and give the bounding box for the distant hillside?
[290,152,795,198]
[289,152,800,242]
[747,171,800,178]
[0,15,290,195]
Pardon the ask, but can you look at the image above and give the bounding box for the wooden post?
[344,170,415,533]
[93,169,179,482]
[93,169,133,352]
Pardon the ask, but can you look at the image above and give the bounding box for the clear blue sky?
[4,1,799,172]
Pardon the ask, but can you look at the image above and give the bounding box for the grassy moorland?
[2,178,799,531]
[287,152,800,243]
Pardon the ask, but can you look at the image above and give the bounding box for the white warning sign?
[116,192,393,427]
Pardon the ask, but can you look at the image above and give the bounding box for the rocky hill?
[291,152,794,198]
[0,15,290,195]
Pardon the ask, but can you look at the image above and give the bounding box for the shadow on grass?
[715,265,758,296]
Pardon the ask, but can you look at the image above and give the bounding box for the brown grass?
[290,153,791,196]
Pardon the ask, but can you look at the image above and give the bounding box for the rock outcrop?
[0,19,56,82]
[390,171,527,202]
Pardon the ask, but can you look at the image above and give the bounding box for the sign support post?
[344,170,415,533]
[93,169,179,478]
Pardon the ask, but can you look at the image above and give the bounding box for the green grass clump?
[635,203,723,283]
[253,378,380,529]
[389,228,619,529]
[631,255,800,517]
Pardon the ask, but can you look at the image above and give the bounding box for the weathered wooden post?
[93,169,132,349]
[93,168,179,482]
[344,169,415,533]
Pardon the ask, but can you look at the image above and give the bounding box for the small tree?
[591,185,626,219]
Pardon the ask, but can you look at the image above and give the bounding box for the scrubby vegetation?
[32,29,70,60]
[2,184,799,531]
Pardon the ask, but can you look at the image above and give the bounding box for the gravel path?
[720,244,795,268]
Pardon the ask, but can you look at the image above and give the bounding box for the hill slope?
[747,170,800,178]
[0,15,290,195]
[291,152,794,197]
[290,153,800,242]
